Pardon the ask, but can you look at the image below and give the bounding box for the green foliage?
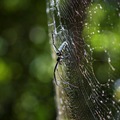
[0,0,55,120]
[83,1,120,101]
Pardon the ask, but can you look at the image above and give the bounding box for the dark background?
[0,0,56,120]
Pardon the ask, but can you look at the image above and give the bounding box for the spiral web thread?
[47,0,120,119]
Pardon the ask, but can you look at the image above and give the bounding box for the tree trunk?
[47,0,120,120]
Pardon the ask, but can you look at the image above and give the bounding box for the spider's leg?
[53,60,59,86]
[54,58,78,89]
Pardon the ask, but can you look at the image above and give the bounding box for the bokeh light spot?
[14,92,39,120]
[29,26,46,45]
[0,59,12,82]
[29,55,53,83]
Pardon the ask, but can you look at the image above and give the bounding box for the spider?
[53,39,68,86]
[52,33,78,88]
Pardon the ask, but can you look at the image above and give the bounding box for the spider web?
[47,0,120,119]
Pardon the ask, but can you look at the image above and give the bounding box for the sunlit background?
[0,0,56,120]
